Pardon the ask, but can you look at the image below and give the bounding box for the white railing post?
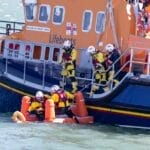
[129,48,134,73]
[23,59,26,83]
[89,69,96,95]
[42,60,46,88]
[5,58,8,73]
[110,64,115,91]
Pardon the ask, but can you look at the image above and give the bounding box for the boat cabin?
[0,0,138,68]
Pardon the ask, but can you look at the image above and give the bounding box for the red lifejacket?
[62,51,72,61]
[55,89,67,102]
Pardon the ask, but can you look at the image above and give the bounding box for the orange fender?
[12,111,26,123]
[74,91,88,117]
[20,96,37,121]
[21,96,31,117]
[45,99,55,122]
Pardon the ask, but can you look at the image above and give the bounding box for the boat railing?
[1,45,93,91]
[1,43,150,94]
[0,20,25,35]
[81,46,150,97]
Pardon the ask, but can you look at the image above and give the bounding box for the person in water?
[28,91,47,121]
[49,84,74,116]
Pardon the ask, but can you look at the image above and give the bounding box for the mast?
[107,0,119,48]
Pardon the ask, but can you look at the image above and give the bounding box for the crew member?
[49,85,74,115]
[60,40,78,93]
[28,91,47,121]
[105,43,121,86]
[87,45,107,94]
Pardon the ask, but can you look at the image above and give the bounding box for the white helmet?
[35,91,44,100]
[105,44,114,52]
[50,85,60,94]
[87,45,96,54]
[63,40,72,49]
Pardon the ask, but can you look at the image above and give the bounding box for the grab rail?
[0,20,25,35]
[1,44,150,94]
[81,46,150,96]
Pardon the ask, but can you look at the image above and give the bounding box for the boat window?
[1,40,5,54]
[82,10,93,32]
[14,44,20,58]
[25,45,32,59]
[25,4,37,21]
[8,43,14,57]
[39,5,50,23]
[45,47,50,60]
[33,46,41,59]
[52,6,65,25]
[9,43,14,49]
[95,11,106,34]
[15,44,20,50]
[52,48,60,62]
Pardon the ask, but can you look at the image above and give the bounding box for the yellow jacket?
[51,91,74,108]
[28,101,42,112]
[71,48,77,62]
[62,48,77,63]
[92,52,105,64]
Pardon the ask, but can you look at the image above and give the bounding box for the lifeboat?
[1,0,150,129]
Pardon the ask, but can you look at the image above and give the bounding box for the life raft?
[12,111,26,123]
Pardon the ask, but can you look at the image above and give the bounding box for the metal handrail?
[80,47,150,95]
[0,20,25,35]
[2,44,150,93]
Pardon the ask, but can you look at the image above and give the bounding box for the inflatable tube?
[21,96,31,117]
[12,111,26,123]
[74,91,88,117]
[45,99,55,122]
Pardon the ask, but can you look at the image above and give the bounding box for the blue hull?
[87,108,150,128]
[1,60,150,129]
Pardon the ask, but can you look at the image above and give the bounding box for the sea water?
[0,1,150,150]
[1,114,150,150]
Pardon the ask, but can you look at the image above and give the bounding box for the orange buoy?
[45,99,55,122]
[20,96,37,121]
[21,96,31,117]
[12,111,26,123]
[74,91,88,117]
